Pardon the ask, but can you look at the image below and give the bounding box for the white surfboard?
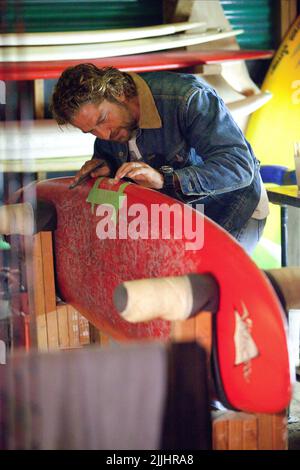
[184,0,261,132]
[201,74,246,103]
[200,74,272,127]
[226,92,272,118]
[0,22,205,47]
[0,29,243,63]
[0,120,94,172]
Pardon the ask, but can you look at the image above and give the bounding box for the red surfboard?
[29,176,291,414]
[0,50,273,81]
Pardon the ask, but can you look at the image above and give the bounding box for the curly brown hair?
[50,64,137,125]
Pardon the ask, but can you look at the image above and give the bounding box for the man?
[51,64,269,254]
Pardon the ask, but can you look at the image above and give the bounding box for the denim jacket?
[93,71,262,234]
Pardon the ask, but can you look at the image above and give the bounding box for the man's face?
[71,98,139,142]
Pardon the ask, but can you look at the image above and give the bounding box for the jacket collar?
[129,73,162,129]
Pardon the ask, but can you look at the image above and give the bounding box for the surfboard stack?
[0,20,273,172]
[0,22,245,61]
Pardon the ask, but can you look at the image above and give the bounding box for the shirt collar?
[129,73,162,129]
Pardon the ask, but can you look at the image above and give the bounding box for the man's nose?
[93,125,111,140]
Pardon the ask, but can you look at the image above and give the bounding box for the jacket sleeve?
[175,88,257,199]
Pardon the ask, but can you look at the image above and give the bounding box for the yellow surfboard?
[246,16,300,268]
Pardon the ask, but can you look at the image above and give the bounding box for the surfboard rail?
[0,21,206,46]
[0,49,273,81]
[0,30,244,63]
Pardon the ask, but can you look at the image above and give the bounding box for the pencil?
[69,161,106,189]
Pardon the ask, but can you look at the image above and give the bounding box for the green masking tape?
[86,178,131,224]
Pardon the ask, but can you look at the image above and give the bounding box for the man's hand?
[71,158,111,187]
[114,162,163,189]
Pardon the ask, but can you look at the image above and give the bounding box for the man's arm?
[174,88,257,201]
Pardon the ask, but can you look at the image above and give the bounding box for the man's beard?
[112,102,139,142]
[111,124,138,142]
[124,120,139,140]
